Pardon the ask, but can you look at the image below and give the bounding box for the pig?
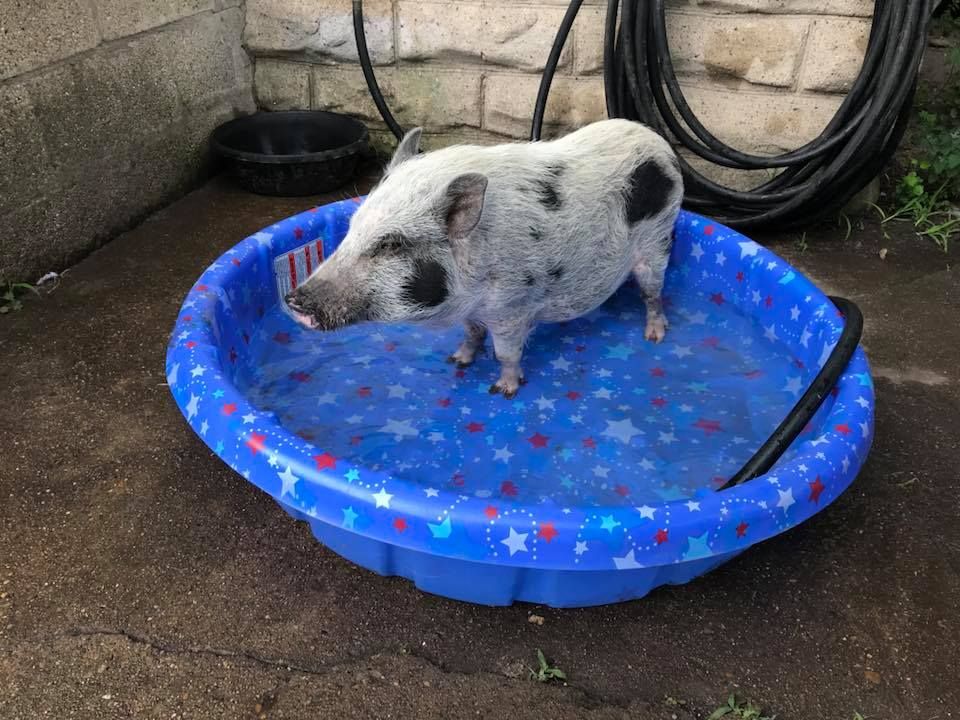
[285,119,683,398]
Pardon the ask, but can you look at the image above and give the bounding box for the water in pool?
[234,277,811,506]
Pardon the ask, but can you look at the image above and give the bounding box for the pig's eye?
[376,234,408,255]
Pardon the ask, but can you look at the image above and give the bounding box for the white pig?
[285,119,683,398]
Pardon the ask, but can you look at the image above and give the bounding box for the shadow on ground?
[1,175,957,720]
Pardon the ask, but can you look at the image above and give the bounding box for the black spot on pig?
[548,264,565,281]
[625,160,674,223]
[403,259,448,307]
[535,164,565,210]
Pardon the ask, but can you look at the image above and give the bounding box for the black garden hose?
[352,0,404,140]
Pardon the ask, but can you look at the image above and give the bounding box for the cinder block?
[255,59,311,110]
[667,0,873,17]
[245,0,394,65]
[482,73,605,138]
[0,0,99,81]
[798,17,870,93]
[96,0,216,40]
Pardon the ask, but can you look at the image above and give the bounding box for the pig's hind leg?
[633,249,669,343]
[487,320,531,399]
[447,321,487,367]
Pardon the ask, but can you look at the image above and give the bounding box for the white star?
[636,505,656,520]
[752,290,762,305]
[242,413,256,424]
[811,436,829,446]
[593,388,613,399]
[776,488,795,512]
[387,384,409,399]
[790,305,801,321]
[639,458,655,471]
[551,357,572,371]
[686,500,701,512]
[596,368,613,378]
[316,392,338,405]
[429,431,445,443]
[400,366,415,375]
[798,464,809,472]
[763,324,779,342]
[738,241,760,258]
[658,431,677,444]
[602,418,642,444]
[380,418,418,441]
[200,420,209,436]
[574,541,589,556]
[855,396,870,408]
[800,328,812,347]
[688,310,708,324]
[841,456,850,473]
[570,414,583,424]
[859,422,869,438]
[267,452,279,468]
[190,365,206,378]
[613,549,643,570]
[186,394,200,421]
[534,395,556,411]
[715,251,726,266]
[501,527,529,556]
[278,466,299,499]
[346,414,363,424]
[766,261,777,270]
[424,487,439,497]
[818,340,837,368]
[784,376,804,396]
[679,404,694,413]
[372,487,393,508]
[493,445,514,463]
[691,243,704,261]
[592,465,610,478]
[671,345,693,358]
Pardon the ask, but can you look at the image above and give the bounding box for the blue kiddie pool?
[166,198,874,607]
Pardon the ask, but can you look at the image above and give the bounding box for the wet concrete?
[1,175,957,719]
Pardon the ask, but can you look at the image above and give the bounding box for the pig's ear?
[387,127,423,171]
[444,173,488,240]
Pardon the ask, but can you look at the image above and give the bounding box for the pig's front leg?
[487,321,531,399]
[447,321,487,367]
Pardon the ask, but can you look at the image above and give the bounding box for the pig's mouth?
[285,293,371,332]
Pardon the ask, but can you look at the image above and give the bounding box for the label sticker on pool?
[274,240,324,317]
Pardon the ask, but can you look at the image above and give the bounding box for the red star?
[289,371,310,383]
[702,336,720,348]
[694,418,722,434]
[350,435,362,445]
[451,472,465,487]
[830,387,839,398]
[765,295,774,308]
[385,342,397,352]
[500,480,518,497]
[650,367,666,377]
[231,258,241,267]
[710,292,725,305]
[538,522,559,543]
[221,403,237,416]
[466,421,484,433]
[736,521,749,538]
[313,452,337,470]
[712,476,727,486]
[245,433,266,455]
[575,345,586,352]
[528,432,549,448]
[744,369,762,379]
[793,359,805,369]
[582,437,596,449]
[185,340,197,349]
[294,226,304,240]
[229,347,237,363]
[615,484,630,497]
[393,517,408,533]
[273,332,291,344]
[652,397,667,408]
[437,397,452,408]
[809,476,825,503]
[455,369,466,378]
[357,386,372,397]
[566,391,581,401]
[736,271,745,282]
[195,284,209,292]
[182,315,192,323]
[704,225,715,235]
[654,528,669,544]
[835,423,852,435]
[353,196,362,204]
[484,505,499,519]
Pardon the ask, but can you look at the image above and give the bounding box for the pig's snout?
[284,281,370,332]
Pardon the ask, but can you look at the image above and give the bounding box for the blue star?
[428,516,452,539]
[687,382,709,393]
[605,344,635,360]
[684,532,712,560]
[854,372,872,387]
[599,515,621,533]
[560,448,575,460]
[212,389,225,399]
[342,506,358,529]
[345,469,360,483]
[214,441,225,454]
[560,476,575,489]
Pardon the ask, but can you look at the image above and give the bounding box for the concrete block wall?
[246,0,872,173]
[0,0,255,284]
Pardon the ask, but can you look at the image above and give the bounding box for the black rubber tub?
[211,111,369,196]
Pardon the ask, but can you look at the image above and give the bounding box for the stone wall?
[0,0,255,284]
[247,0,872,176]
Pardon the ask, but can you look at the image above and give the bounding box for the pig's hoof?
[645,316,667,343]
[488,376,525,399]
[447,354,474,369]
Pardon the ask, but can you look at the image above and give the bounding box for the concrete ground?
[1,175,957,720]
